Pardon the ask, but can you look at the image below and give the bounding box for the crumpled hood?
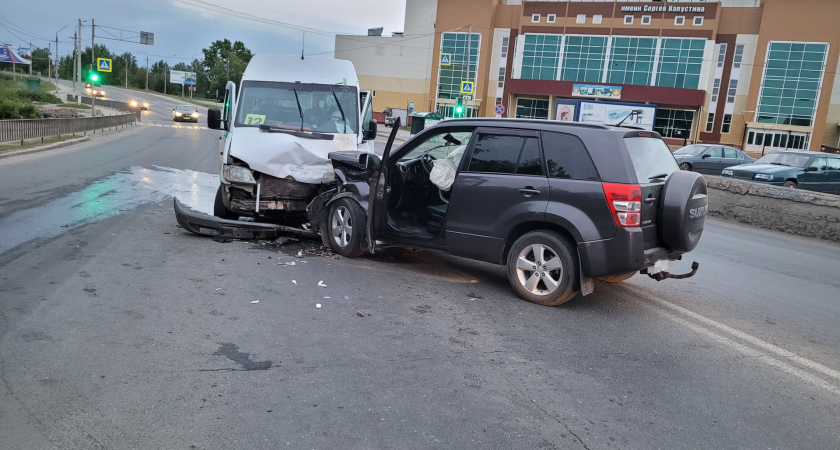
[228,128,361,184]
[731,163,797,174]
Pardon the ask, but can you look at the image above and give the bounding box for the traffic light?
[89,72,99,82]
[455,97,464,117]
[86,64,100,83]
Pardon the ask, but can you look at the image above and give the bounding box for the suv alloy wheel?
[506,231,578,306]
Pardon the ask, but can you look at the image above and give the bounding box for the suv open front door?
[365,117,401,253]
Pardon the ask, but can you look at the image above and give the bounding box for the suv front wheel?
[506,231,578,306]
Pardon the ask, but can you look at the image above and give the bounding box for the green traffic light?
[90,73,99,82]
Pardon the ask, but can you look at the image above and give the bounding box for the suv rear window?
[542,131,599,181]
[623,137,679,183]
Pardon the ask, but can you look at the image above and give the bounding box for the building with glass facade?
[339,0,840,151]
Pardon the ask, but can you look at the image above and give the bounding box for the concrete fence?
[67,94,133,112]
[0,113,138,143]
[705,176,840,242]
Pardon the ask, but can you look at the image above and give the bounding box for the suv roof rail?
[444,118,610,130]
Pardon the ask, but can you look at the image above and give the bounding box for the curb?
[0,136,90,160]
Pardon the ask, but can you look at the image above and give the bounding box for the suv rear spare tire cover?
[658,171,708,253]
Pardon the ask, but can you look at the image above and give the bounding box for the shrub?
[0,96,40,119]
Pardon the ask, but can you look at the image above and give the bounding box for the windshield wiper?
[332,92,347,133]
[259,125,334,140]
[648,173,669,180]
[293,89,304,131]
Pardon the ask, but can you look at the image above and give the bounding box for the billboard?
[572,84,621,100]
[577,101,656,130]
[170,70,197,86]
[0,45,31,64]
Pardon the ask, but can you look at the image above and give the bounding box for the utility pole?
[29,41,32,76]
[91,18,95,69]
[125,54,128,88]
[466,24,471,118]
[76,20,82,104]
[145,55,149,93]
[47,42,51,80]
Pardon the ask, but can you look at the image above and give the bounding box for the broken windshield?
[235,81,358,134]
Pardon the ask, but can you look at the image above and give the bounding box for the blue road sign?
[97,58,112,72]
[460,81,474,94]
[440,53,451,66]
[408,101,415,111]
[494,104,505,115]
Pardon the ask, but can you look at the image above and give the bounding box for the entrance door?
[445,128,549,264]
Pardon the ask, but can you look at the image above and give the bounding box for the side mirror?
[702,153,712,159]
[359,153,381,171]
[172,108,175,111]
[208,108,223,130]
[804,166,818,172]
[364,119,378,140]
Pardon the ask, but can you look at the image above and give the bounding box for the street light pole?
[145,55,149,93]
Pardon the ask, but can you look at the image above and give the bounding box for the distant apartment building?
[337,0,840,151]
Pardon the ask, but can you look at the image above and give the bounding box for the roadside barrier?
[0,112,138,143]
[705,175,840,242]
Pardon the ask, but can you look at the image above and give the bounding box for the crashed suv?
[177,118,707,306]
[315,119,707,305]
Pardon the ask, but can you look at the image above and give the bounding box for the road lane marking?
[626,285,840,383]
[633,298,840,396]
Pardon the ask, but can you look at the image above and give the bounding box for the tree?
[202,39,252,95]
[31,47,50,75]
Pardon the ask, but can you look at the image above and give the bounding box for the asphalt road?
[54,78,212,127]
[0,126,838,449]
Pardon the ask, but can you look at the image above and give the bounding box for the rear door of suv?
[622,133,681,249]
[445,128,549,263]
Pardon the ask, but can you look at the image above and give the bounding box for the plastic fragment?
[323,296,331,299]
[316,303,322,309]
[317,281,327,287]
[250,300,259,304]
[356,311,365,317]
[292,280,297,285]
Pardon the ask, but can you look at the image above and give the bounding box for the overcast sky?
[1,0,407,64]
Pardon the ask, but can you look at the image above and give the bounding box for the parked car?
[130,98,149,110]
[318,119,707,306]
[173,105,199,122]
[674,144,755,174]
[721,150,840,193]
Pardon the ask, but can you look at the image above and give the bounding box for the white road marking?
[626,285,840,395]
[201,127,207,130]
[192,126,199,129]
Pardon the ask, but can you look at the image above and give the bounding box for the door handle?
[518,188,541,196]
[644,197,657,204]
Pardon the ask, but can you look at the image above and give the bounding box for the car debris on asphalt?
[318,281,327,287]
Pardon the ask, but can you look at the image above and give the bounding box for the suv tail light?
[602,183,642,227]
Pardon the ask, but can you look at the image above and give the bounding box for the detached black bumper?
[173,198,318,240]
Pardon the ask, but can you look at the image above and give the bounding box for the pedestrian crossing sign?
[440,53,452,66]
[460,81,474,94]
[97,58,112,72]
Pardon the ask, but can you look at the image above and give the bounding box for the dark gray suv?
[308,118,708,306]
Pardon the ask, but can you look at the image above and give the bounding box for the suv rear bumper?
[578,228,680,278]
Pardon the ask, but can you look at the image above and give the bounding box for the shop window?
[675,16,685,26]
[654,108,695,139]
[547,14,556,24]
[705,113,715,133]
[515,98,549,119]
[624,15,634,25]
[521,34,561,81]
[717,43,727,68]
[641,15,651,25]
[693,16,704,26]
[532,14,540,23]
[593,15,603,25]
[576,14,586,24]
[727,79,738,103]
[655,38,705,90]
[721,114,732,134]
[562,35,608,83]
[711,78,721,102]
[733,44,744,69]
[607,37,657,86]
[756,41,827,127]
[437,32,482,100]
